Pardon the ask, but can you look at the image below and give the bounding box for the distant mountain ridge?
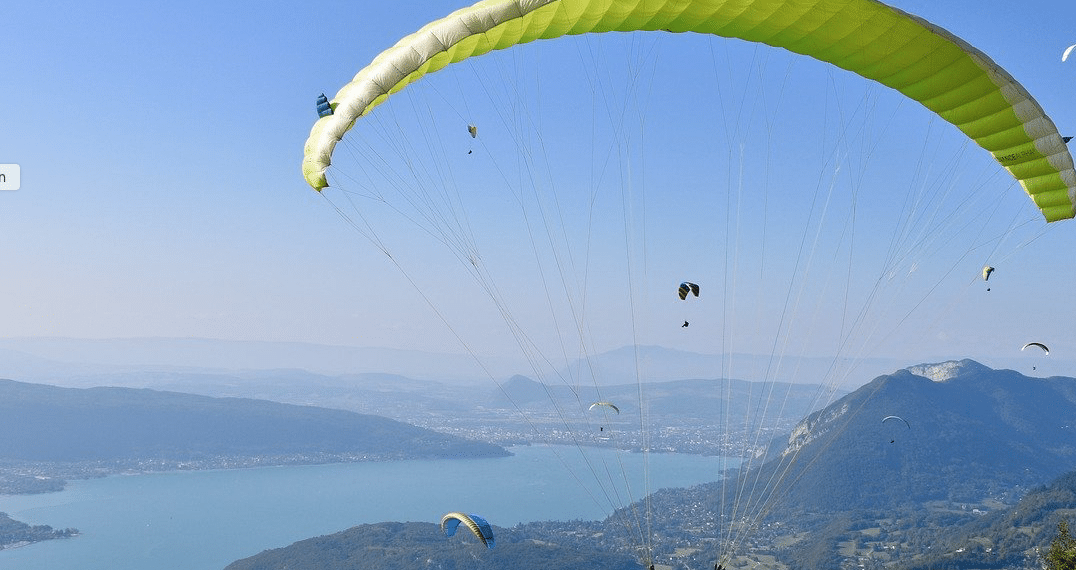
[0,379,507,464]
[726,359,1076,515]
[0,337,964,387]
[0,337,515,382]
[495,373,845,424]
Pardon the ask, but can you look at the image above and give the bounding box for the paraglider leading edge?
[302,0,1076,222]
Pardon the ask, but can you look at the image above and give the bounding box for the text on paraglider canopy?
[0,165,19,190]
[994,149,1037,165]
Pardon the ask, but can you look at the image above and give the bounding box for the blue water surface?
[0,445,735,570]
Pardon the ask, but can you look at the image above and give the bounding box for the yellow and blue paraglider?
[440,512,495,549]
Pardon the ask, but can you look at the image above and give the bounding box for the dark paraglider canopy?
[1022,342,1050,355]
[678,282,699,300]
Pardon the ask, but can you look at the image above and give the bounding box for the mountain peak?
[504,374,540,388]
[493,375,549,404]
[905,358,987,382]
[747,359,1076,517]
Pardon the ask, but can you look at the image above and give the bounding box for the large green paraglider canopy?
[303,0,1075,221]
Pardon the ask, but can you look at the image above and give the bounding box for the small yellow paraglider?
[982,265,994,291]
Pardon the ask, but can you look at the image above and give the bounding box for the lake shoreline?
[0,445,731,570]
[0,445,517,496]
[0,512,78,550]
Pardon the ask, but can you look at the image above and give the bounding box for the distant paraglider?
[982,265,994,291]
[467,124,477,138]
[589,401,620,414]
[678,282,699,328]
[1063,44,1075,62]
[1022,342,1050,355]
[590,401,620,432]
[882,415,910,428]
[315,93,333,118]
[882,415,910,443]
[678,282,699,301]
[1022,342,1049,371]
[440,512,495,549]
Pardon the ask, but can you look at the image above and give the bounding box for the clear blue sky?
[2,0,1073,378]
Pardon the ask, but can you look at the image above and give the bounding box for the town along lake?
[0,445,738,570]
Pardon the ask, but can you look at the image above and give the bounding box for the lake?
[0,445,736,570]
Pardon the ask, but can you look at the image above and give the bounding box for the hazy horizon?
[0,336,1067,391]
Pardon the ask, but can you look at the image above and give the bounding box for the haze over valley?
[0,339,1073,569]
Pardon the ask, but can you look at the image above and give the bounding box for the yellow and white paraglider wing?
[302,0,1075,221]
